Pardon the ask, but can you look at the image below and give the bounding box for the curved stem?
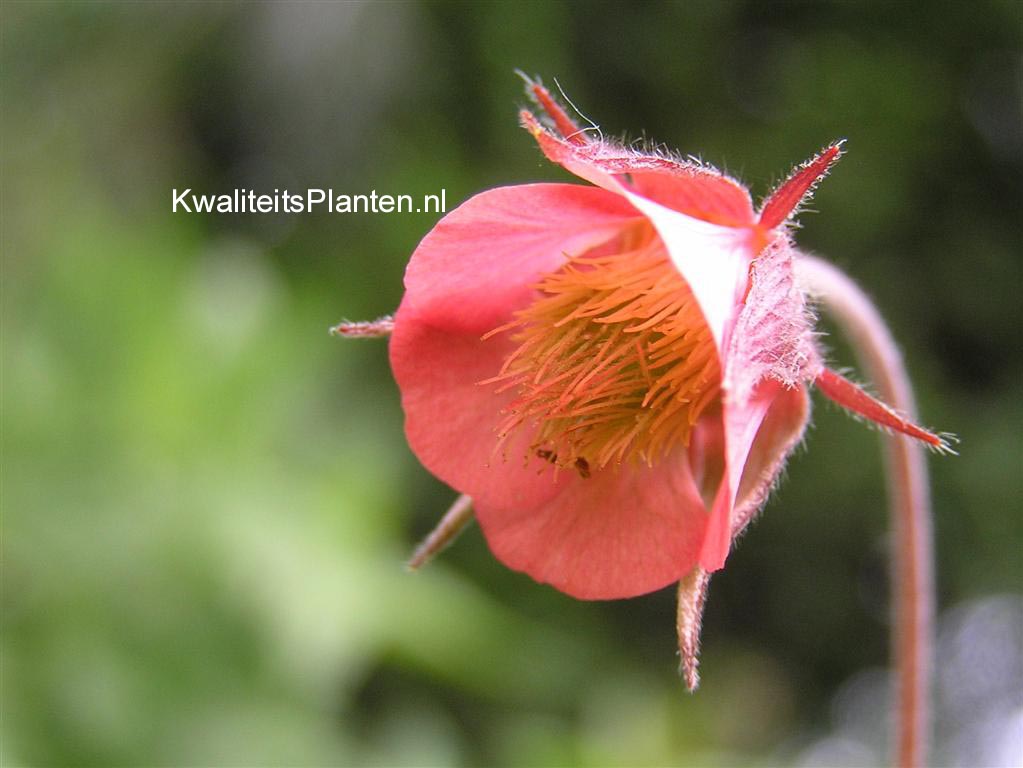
[795,255,934,768]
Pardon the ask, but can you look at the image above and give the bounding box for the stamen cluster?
[483,228,720,473]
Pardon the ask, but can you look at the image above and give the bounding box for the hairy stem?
[795,255,934,768]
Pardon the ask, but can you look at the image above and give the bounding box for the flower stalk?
[795,255,936,768]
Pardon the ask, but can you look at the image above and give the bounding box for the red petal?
[390,312,563,514]
[699,380,805,570]
[630,172,755,228]
[400,183,641,335]
[392,183,639,511]
[732,384,810,535]
[521,110,755,227]
[392,313,710,600]
[475,448,708,600]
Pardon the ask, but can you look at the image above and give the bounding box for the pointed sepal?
[517,71,587,145]
[815,368,957,454]
[407,494,475,570]
[759,142,844,230]
[677,567,713,691]
[330,315,395,338]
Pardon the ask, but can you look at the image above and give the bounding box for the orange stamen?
[484,230,721,472]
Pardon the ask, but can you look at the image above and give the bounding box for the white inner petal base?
[621,189,752,358]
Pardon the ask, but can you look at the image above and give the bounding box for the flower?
[336,77,949,685]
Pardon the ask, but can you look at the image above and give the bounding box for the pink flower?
[378,80,948,605]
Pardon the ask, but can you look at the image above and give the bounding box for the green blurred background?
[3,2,1021,766]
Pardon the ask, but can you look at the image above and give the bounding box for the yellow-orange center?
[482,227,721,474]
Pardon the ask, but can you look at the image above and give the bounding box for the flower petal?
[732,384,810,536]
[400,183,641,335]
[521,111,755,226]
[390,311,563,514]
[699,380,797,570]
[474,448,708,600]
[393,312,712,600]
[392,182,646,512]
